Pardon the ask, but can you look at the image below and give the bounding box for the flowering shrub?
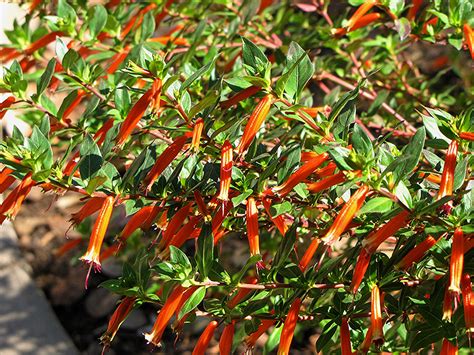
[0,0,473,353]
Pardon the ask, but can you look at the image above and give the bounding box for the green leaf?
[269,201,292,217]
[231,190,253,206]
[358,197,393,215]
[28,126,53,170]
[316,321,337,352]
[57,90,78,120]
[232,255,262,284]
[178,286,206,319]
[329,84,361,140]
[37,58,56,96]
[169,246,193,274]
[88,5,107,38]
[196,223,214,279]
[273,223,296,269]
[241,37,269,77]
[78,134,103,180]
[181,58,216,92]
[138,12,155,42]
[352,123,373,158]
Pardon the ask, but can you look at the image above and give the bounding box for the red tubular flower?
[315,162,338,178]
[143,134,189,192]
[340,317,353,355]
[245,319,275,348]
[0,168,15,193]
[217,140,233,201]
[359,326,373,353]
[396,235,438,270]
[219,321,235,355]
[321,185,369,245]
[70,196,105,226]
[448,227,464,294]
[461,273,474,336]
[298,236,320,272]
[464,24,474,60]
[172,286,199,334]
[160,203,192,247]
[362,210,411,254]
[300,106,328,118]
[459,132,474,141]
[212,200,233,238]
[100,297,136,345]
[94,118,115,147]
[443,284,453,321]
[191,118,204,151]
[220,86,261,109]
[421,17,439,34]
[300,151,319,162]
[105,0,120,8]
[419,172,442,184]
[147,36,189,46]
[107,47,130,74]
[0,96,16,119]
[246,197,260,256]
[63,90,86,121]
[262,196,288,235]
[56,238,84,257]
[333,13,381,36]
[155,0,175,27]
[272,153,329,197]
[441,338,458,354]
[227,277,258,309]
[258,0,273,13]
[236,94,273,155]
[306,171,346,193]
[25,31,64,55]
[167,216,201,248]
[118,204,161,244]
[145,285,186,346]
[277,298,302,355]
[438,140,458,200]
[29,0,42,12]
[116,78,162,146]
[0,172,35,223]
[350,248,372,293]
[99,243,121,262]
[80,196,115,274]
[194,191,210,221]
[346,0,378,30]
[407,0,423,20]
[370,285,384,344]
[120,3,157,40]
[192,321,218,355]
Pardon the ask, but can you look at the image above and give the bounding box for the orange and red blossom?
[407,0,423,20]
[160,202,192,247]
[464,24,474,60]
[219,321,235,355]
[191,118,204,151]
[370,285,384,344]
[320,185,369,245]
[459,131,474,141]
[220,85,261,109]
[461,273,474,336]
[25,31,64,55]
[396,235,438,270]
[80,196,115,272]
[359,326,373,353]
[227,277,258,309]
[298,236,320,272]
[346,0,378,30]
[0,96,16,119]
[306,171,346,193]
[448,227,464,294]
[333,12,381,36]
[192,321,218,355]
[0,168,15,193]
[443,285,453,321]
[441,338,458,354]
[70,196,105,225]
[118,204,161,244]
[438,140,458,200]
[350,248,372,293]
[277,298,302,355]
[245,319,275,348]
[262,196,288,235]
[100,297,136,345]
[145,285,186,346]
[340,317,353,355]
[362,209,411,254]
[246,197,260,256]
[116,78,162,146]
[143,134,190,192]
[0,172,35,223]
[236,93,273,155]
[272,153,329,197]
[217,140,233,201]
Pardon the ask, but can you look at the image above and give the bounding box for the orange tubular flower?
[350,248,372,294]
[278,298,302,355]
[100,297,136,345]
[147,36,188,46]
[0,168,15,193]
[212,200,233,237]
[396,235,438,270]
[56,238,84,257]
[194,191,210,221]
[359,327,373,353]
[298,236,320,272]
[217,140,233,201]
[63,90,86,121]
[272,153,329,197]
[419,172,442,184]
[192,321,218,355]
[362,210,411,254]
[341,317,353,355]
[461,273,474,336]
[262,197,288,236]
[116,79,162,146]
[220,86,261,109]
[306,171,346,193]
[107,48,130,74]
[160,203,192,247]
[219,321,235,355]
[145,285,186,346]
[370,285,384,344]
[346,0,378,30]
[443,285,453,321]
[25,31,64,55]
[246,197,260,256]
[246,319,275,348]
[143,134,189,192]
[227,277,258,309]
[0,172,35,223]
[29,0,42,12]
[191,118,204,151]
[441,339,458,354]
[321,185,369,245]
[120,3,157,40]
[438,140,458,200]
[167,216,201,248]
[80,196,115,274]
[459,132,474,141]
[407,0,423,20]
[99,243,121,262]
[69,196,105,225]
[333,13,381,36]
[155,0,175,27]
[236,94,273,155]
[464,24,474,60]
[118,205,161,244]
[0,96,16,119]
[448,228,464,294]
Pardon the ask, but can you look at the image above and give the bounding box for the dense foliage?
[0,0,473,353]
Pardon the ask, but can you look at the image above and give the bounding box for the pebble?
[85,288,121,318]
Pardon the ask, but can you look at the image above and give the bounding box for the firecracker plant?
[0,0,473,353]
